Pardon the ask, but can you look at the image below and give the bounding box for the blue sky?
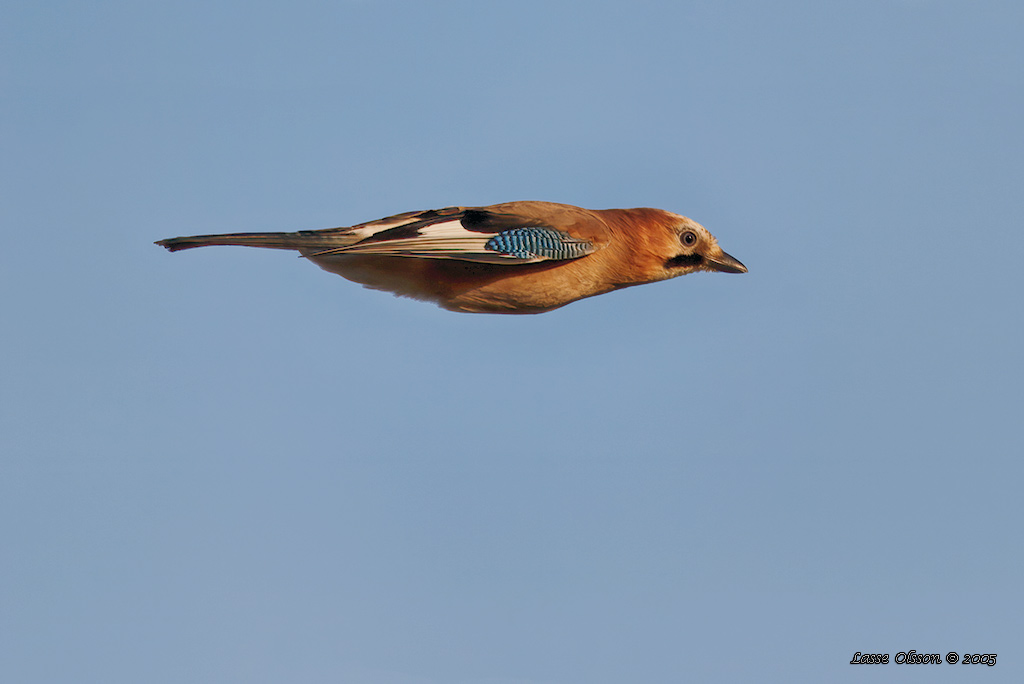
[2,1,1022,682]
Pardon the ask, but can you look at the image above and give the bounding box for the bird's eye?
[681,231,698,247]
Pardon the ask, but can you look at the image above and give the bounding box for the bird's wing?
[306,203,609,264]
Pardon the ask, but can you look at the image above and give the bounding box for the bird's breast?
[305,253,613,314]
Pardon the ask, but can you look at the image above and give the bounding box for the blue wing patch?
[485,227,593,261]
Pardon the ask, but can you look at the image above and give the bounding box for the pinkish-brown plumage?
[156,201,746,313]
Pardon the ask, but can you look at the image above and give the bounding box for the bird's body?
[157,201,746,313]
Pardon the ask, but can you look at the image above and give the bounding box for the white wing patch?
[343,215,425,243]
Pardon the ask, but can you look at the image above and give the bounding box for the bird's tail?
[155,230,349,253]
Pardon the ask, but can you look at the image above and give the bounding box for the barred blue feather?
[485,227,594,261]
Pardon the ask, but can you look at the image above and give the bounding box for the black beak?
[706,250,747,274]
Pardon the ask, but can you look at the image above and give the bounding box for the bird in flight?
[156,201,746,314]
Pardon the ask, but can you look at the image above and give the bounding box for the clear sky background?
[2,1,1022,682]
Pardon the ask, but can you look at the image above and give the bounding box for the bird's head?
[659,215,747,277]
[596,208,747,286]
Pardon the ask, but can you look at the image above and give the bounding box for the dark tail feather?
[155,231,345,253]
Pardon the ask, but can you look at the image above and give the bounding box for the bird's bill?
[706,250,747,274]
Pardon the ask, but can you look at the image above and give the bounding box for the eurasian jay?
[156,201,746,314]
